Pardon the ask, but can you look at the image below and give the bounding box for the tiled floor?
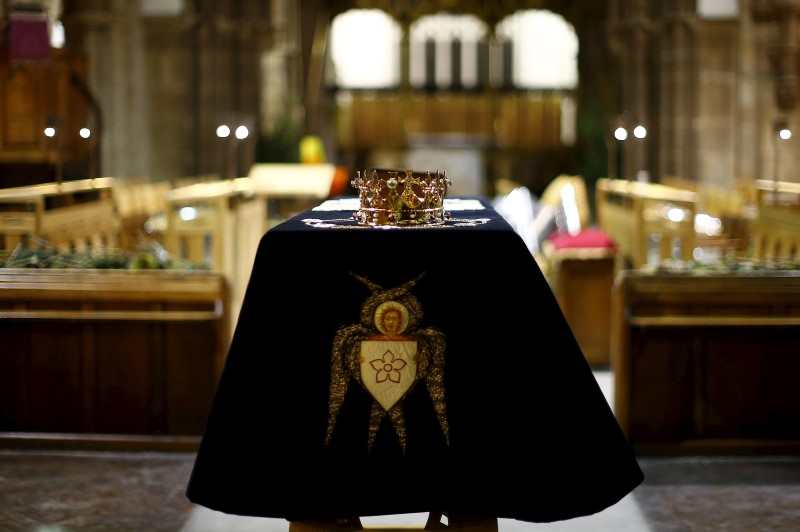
[1,372,799,531]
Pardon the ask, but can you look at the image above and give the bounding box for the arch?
[409,13,488,89]
[327,9,402,89]
[496,9,578,89]
[327,7,579,92]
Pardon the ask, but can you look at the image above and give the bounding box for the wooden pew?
[112,177,171,250]
[612,269,800,455]
[660,176,754,256]
[595,178,697,270]
[0,178,119,252]
[750,179,800,259]
[0,268,230,451]
[164,178,265,331]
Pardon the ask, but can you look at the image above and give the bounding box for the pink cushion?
[549,228,616,250]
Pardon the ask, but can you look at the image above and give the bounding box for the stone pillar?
[752,0,800,113]
[736,0,763,184]
[751,0,800,184]
[658,4,698,182]
[62,0,150,179]
[450,38,462,90]
[424,38,436,90]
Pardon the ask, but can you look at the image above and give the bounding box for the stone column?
[751,0,800,184]
[658,3,698,183]
[62,0,150,179]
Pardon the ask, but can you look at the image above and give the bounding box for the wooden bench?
[750,179,800,259]
[112,177,171,250]
[660,176,754,256]
[612,269,800,455]
[0,178,119,252]
[0,268,230,451]
[164,170,347,330]
[596,178,697,269]
[164,178,265,330]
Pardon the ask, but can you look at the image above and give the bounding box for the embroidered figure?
[326,272,449,453]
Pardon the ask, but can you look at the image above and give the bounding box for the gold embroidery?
[325,272,449,453]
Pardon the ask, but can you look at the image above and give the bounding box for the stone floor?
[1,372,799,531]
[1,449,799,531]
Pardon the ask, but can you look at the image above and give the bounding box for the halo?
[374,301,409,335]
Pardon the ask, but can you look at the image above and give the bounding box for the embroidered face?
[374,301,409,336]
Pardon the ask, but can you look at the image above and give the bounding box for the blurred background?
[3,0,796,202]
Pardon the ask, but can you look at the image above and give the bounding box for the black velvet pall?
[186,197,644,523]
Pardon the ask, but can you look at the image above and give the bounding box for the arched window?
[496,10,578,89]
[409,14,488,90]
[327,9,402,89]
[328,8,578,92]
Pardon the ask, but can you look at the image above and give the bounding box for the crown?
[351,168,452,226]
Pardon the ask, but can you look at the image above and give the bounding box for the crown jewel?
[351,168,452,226]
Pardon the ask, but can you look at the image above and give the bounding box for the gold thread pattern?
[325,272,449,453]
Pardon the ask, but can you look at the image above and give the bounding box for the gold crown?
[351,168,452,226]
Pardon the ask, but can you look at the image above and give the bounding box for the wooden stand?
[288,513,498,531]
[0,48,93,188]
[546,247,615,367]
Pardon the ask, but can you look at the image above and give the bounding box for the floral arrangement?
[646,256,800,274]
[0,236,209,270]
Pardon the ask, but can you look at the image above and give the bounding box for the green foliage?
[0,238,210,270]
[254,112,303,163]
[648,256,800,274]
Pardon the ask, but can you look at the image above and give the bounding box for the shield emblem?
[360,340,418,411]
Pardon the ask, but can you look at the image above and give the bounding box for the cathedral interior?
[1,0,800,530]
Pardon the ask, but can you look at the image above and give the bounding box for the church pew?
[0,268,230,451]
[612,269,800,455]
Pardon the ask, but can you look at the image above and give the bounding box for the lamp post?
[609,117,627,180]
[609,115,648,183]
[44,115,63,185]
[217,119,251,180]
[79,125,98,181]
[772,116,792,193]
[632,123,648,182]
[216,124,234,180]
[234,124,250,179]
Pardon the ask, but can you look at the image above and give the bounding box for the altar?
[186,196,643,526]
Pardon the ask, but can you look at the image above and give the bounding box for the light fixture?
[179,206,198,221]
[216,125,231,138]
[633,125,647,139]
[614,127,628,141]
[773,117,791,140]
